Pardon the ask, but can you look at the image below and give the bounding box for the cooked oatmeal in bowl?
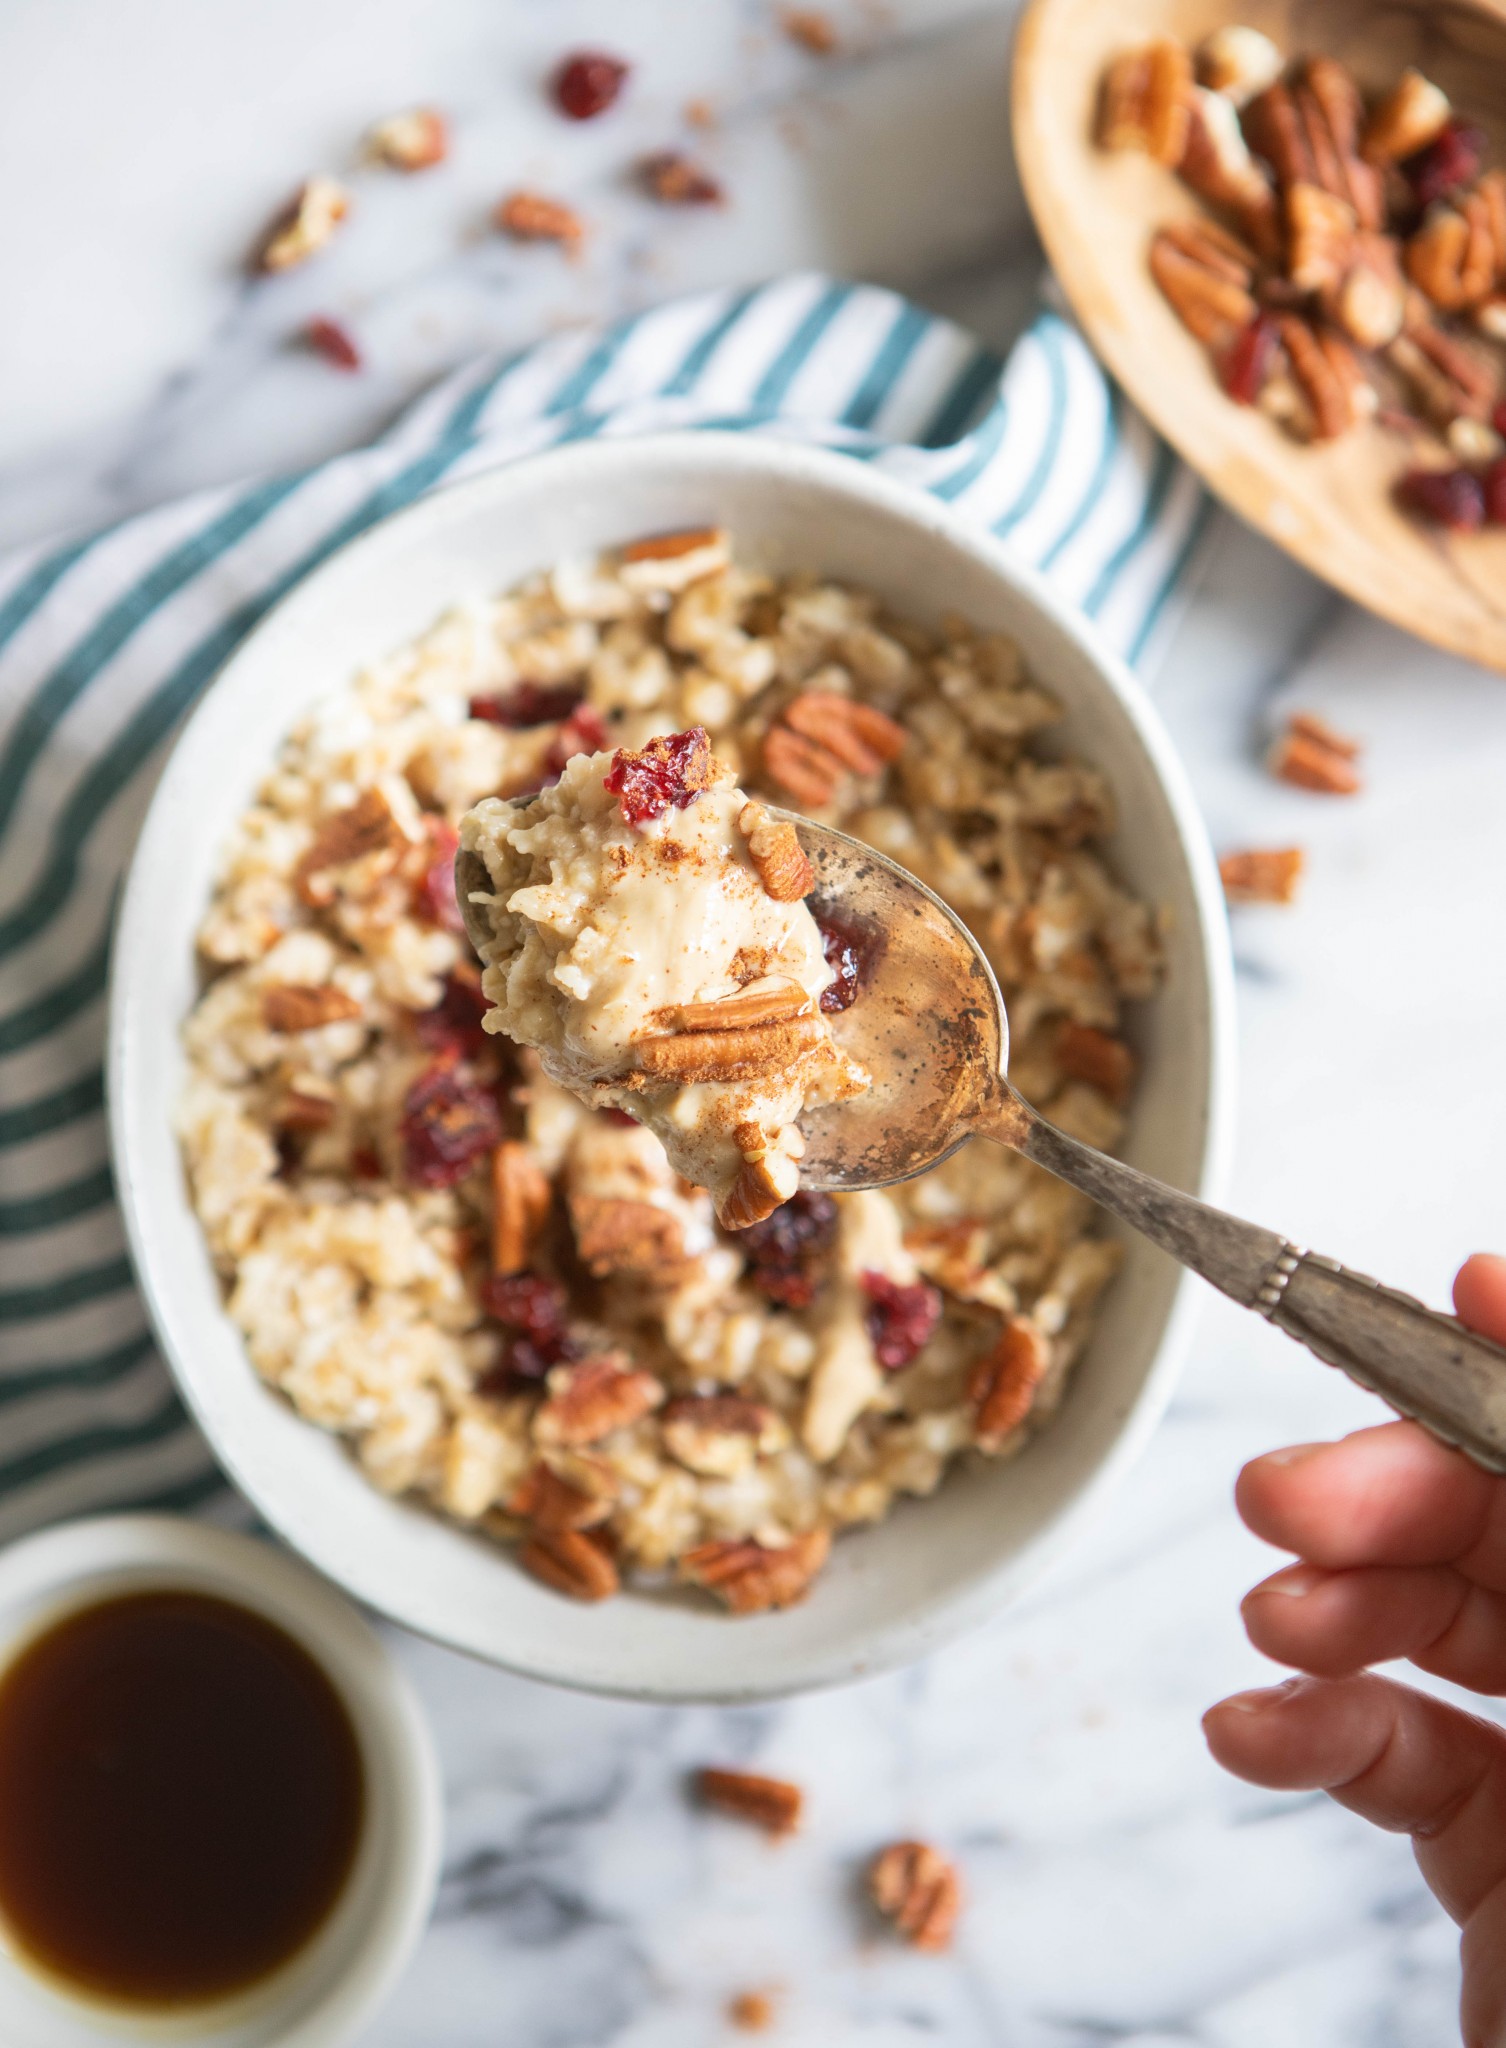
[176,519,1169,1616]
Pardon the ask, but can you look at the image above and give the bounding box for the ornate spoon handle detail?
[978,1093,1506,1474]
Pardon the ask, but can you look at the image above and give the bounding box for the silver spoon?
[457,820,1506,1473]
[778,813,1506,1476]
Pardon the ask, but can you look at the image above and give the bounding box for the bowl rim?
[107,428,1237,1701]
[0,1514,441,2048]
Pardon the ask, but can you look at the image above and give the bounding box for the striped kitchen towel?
[0,271,1213,1539]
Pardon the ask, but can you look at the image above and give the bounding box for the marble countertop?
[5,1,1503,2041]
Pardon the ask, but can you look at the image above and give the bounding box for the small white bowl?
[109,433,1236,1702]
[0,1517,441,2048]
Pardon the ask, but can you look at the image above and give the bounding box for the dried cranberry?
[1216,313,1279,406]
[274,1128,305,1179]
[1394,466,1486,532]
[603,727,713,824]
[861,1271,942,1370]
[815,912,872,1014]
[401,1053,502,1187]
[553,50,629,120]
[1406,121,1486,209]
[468,681,585,728]
[1486,459,1506,527]
[351,1144,383,1180]
[304,316,362,371]
[543,703,609,779]
[600,1106,639,1128]
[415,963,492,1057]
[1495,400,1506,440]
[736,1191,838,1309]
[413,819,466,933]
[477,1271,579,1390]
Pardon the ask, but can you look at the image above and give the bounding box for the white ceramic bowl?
[0,1516,441,2048]
[109,432,1235,1702]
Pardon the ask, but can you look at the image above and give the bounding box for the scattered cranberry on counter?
[303,316,362,371]
[553,51,629,121]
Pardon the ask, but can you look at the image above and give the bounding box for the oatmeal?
[178,526,1160,1611]
[459,733,868,1228]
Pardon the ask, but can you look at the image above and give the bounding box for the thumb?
[1454,1256,1506,1347]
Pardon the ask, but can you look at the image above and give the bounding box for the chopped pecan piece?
[1055,1020,1136,1105]
[534,1355,665,1447]
[739,801,814,902]
[496,189,586,247]
[670,976,810,1032]
[695,1767,804,1835]
[635,1011,826,1083]
[663,1395,782,1476]
[1179,90,1280,258]
[780,691,907,776]
[261,982,361,1033]
[507,1458,615,1531]
[1269,712,1363,794]
[1148,221,1258,347]
[1097,39,1192,164]
[253,176,350,272]
[491,1140,552,1276]
[275,1087,337,1131]
[568,1194,686,1277]
[519,1526,619,1601]
[641,151,724,205]
[679,1528,830,1613]
[1406,197,1498,312]
[761,725,845,806]
[1362,68,1451,166]
[1324,233,1407,349]
[781,7,837,53]
[621,525,725,564]
[1286,182,1356,294]
[727,1990,778,2033]
[1196,24,1281,106]
[295,789,407,903]
[1219,847,1305,904]
[869,1841,963,1953]
[366,107,449,171]
[720,1149,800,1231]
[968,1317,1050,1449]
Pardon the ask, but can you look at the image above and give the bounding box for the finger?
[1456,1253,1506,1346]
[1203,1672,1506,1926]
[1235,1423,1506,1587]
[1459,1876,1506,2048]
[1241,1560,1506,1693]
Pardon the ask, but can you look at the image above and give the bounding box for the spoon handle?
[983,1098,1506,1473]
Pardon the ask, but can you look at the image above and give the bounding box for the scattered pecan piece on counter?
[679,1529,830,1613]
[1097,39,1192,163]
[727,1989,779,2032]
[739,800,814,902]
[1268,711,1363,795]
[253,176,350,273]
[491,1140,553,1276]
[519,1526,619,1601]
[1055,1020,1137,1105]
[261,983,362,1033]
[533,1355,665,1448]
[1218,847,1305,905]
[869,1840,963,1953]
[695,1767,804,1835]
[641,151,725,205]
[496,189,586,248]
[365,107,449,171]
[968,1316,1050,1450]
[781,8,837,53]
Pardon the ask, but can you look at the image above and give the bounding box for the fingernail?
[1252,1565,1323,1600]
[1258,1443,1326,1468]
[1216,1678,1301,1716]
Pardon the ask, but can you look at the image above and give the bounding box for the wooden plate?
[1013,0,1506,672]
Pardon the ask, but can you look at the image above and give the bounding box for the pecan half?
[1097,39,1192,164]
[636,1011,826,1083]
[869,1841,963,1952]
[968,1317,1050,1450]
[1295,60,1383,228]
[696,1767,804,1834]
[1243,82,1315,190]
[497,190,585,246]
[1196,25,1282,107]
[780,691,907,776]
[533,1355,664,1447]
[670,976,810,1033]
[1268,711,1363,794]
[254,176,350,272]
[1406,197,1498,312]
[295,789,406,904]
[1390,316,1497,422]
[1148,221,1258,347]
[761,726,845,806]
[491,1140,552,1276]
[1219,847,1305,904]
[1286,182,1356,294]
[679,1529,831,1613]
[738,801,814,902]
[568,1194,686,1276]
[1362,68,1451,166]
[519,1526,619,1601]
[1055,1021,1136,1106]
[366,107,449,171]
[262,982,361,1033]
[641,151,724,205]
[1279,316,1365,440]
[507,1458,615,1531]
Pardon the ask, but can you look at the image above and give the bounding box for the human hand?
[1204,1253,1506,2048]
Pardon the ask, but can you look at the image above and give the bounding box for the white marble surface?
[5,1,1505,2040]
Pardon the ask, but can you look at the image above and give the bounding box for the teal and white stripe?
[0,271,1211,1539]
